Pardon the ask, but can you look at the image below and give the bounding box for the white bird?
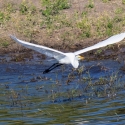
[10,32,125,73]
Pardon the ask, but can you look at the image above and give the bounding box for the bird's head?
[76,55,84,61]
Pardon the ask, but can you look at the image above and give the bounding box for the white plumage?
[74,32,125,55]
[10,32,125,73]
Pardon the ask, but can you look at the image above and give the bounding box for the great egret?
[10,32,125,73]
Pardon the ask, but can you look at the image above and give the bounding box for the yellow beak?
[78,55,84,60]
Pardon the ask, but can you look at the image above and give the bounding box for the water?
[0,55,125,125]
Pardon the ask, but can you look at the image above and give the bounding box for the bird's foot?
[43,63,63,74]
[43,69,50,74]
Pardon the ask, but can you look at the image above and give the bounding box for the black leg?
[46,63,58,70]
[43,63,63,74]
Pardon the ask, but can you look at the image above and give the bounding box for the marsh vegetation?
[0,0,125,124]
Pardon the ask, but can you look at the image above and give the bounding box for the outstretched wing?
[74,32,125,55]
[10,35,66,60]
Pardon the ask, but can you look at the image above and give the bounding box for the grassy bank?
[0,0,125,53]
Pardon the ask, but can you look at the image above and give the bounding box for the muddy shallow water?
[0,53,125,125]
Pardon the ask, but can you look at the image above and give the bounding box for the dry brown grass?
[0,0,125,53]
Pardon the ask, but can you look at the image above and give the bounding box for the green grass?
[0,40,9,48]
[41,0,70,16]
[0,0,125,50]
[0,11,5,22]
[19,1,36,15]
[122,0,125,4]
[40,0,71,29]
[87,0,94,8]
[102,0,109,3]
[0,11,10,23]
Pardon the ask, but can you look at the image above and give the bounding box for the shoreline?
[0,0,125,63]
[0,42,125,64]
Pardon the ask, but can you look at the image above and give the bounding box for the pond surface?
[0,54,125,125]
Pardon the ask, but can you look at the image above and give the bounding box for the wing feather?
[10,35,66,60]
[74,32,125,55]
